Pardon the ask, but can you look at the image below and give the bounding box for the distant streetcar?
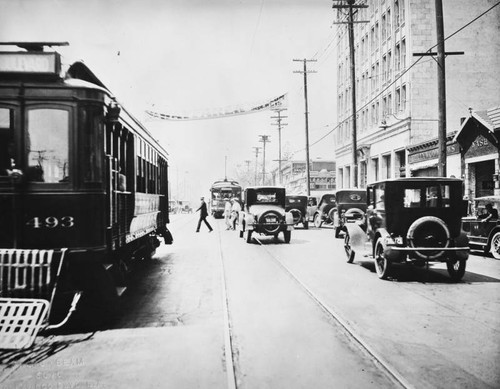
[0,42,172,343]
[210,179,242,218]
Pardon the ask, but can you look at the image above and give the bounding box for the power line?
[291,1,500,155]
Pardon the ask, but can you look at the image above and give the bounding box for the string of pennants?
[146,93,287,121]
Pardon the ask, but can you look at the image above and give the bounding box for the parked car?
[307,196,318,222]
[286,195,309,229]
[312,193,337,228]
[461,195,500,258]
[332,189,367,238]
[239,186,294,243]
[344,178,469,281]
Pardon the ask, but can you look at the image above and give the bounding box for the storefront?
[407,132,461,178]
[454,107,500,198]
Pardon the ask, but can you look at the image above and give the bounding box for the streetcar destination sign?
[0,52,60,74]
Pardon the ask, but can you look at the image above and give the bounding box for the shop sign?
[408,143,459,164]
[464,134,498,159]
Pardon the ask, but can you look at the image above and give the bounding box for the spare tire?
[407,216,450,260]
[289,208,302,224]
[259,210,282,234]
[344,207,365,220]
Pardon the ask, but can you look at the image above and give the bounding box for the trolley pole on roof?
[259,135,270,186]
[293,59,316,196]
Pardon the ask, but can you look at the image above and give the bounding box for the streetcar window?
[26,108,69,183]
[81,106,103,183]
[0,108,14,175]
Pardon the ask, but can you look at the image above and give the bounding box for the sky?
[0,0,340,202]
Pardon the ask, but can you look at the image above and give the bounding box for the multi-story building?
[271,159,336,196]
[334,0,500,189]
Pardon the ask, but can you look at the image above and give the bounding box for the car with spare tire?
[332,189,367,238]
[312,193,337,228]
[343,177,469,281]
[286,195,309,229]
[239,186,294,243]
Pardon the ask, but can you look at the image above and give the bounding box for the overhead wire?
[290,0,500,155]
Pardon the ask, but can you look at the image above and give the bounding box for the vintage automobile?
[344,178,469,281]
[306,196,318,222]
[332,189,367,238]
[312,193,337,228]
[239,186,294,243]
[286,195,309,229]
[461,196,500,258]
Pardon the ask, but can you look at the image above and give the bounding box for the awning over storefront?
[453,107,500,153]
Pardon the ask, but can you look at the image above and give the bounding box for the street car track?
[253,236,413,389]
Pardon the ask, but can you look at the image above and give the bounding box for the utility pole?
[413,0,463,177]
[293,58,316,196]
[271,108,288,185]
[332,0,368,188]
[259,135,270,186]
[435,0,447,177]
[252,147,261,186]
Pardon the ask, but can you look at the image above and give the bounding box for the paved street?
[1,213,499,389]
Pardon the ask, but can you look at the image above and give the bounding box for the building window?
[401,39,406,69]
[387,50,392,80]
[383,154,392,179]
[401,85,407,111]
[382,55,387,83]
[381,13,387,41]
[396,88,401,112]
[395,43,401,72]
[388,93,392,114]
[395,0,400,28]
[387,9,391,36]
[372,158,379,182]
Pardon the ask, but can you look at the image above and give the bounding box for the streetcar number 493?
[26,216,75,228]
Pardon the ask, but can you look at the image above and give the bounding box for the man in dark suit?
[195,197,213,232]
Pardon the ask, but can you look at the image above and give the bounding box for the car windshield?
[322,195,336,203]
[336,191,366,203]
[255,190,279,204]
[403,184,451,208]
[287,197,306,206]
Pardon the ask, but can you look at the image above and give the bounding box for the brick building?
[334,0,500,188]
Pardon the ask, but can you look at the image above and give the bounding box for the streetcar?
[0,42,172,346]
[209,179,242,218]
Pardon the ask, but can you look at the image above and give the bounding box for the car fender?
[244,213,256,231]
[345,223,371,256]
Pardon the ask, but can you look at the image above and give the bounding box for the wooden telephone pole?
[258,135,270,185]
[271,108,288,185]
[293,59,316,196]
[332,0,368,188]
[413,0,463,177]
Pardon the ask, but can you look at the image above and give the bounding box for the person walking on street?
[195,197,213,232]
[224,198,232,230]
[230,197,241,230]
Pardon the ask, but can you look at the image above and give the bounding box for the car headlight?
[394,236,404,245]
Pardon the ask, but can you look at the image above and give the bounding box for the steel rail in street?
[253,236,413,389]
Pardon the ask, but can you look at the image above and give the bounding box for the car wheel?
[283,230,291,243]
[245,229,253,243]
[447,259,466,281]
[313,213,323,228]
[490,232,500,259]
[374,238,391,279]
[344,231,355,263]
